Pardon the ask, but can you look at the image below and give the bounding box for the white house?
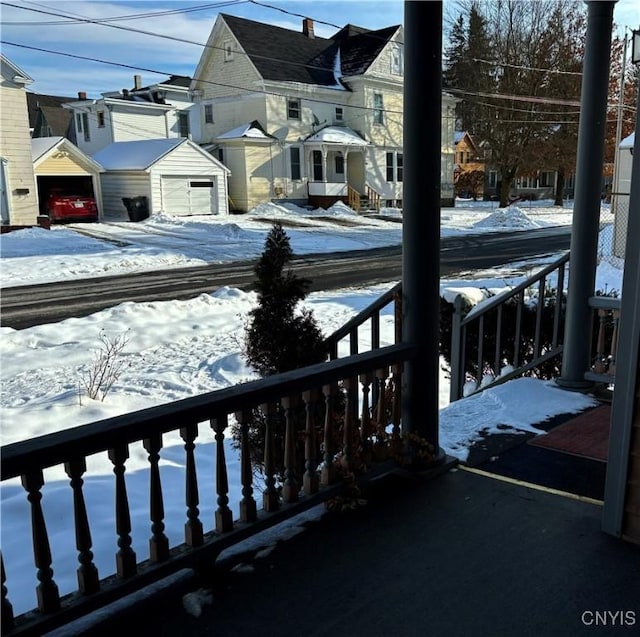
[190,14,458,212]
[63,75,199,156]
[0,54,39,226]
[613,131,634,258]
[92,138,231,218]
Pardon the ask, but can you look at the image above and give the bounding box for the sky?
[1,0,638,98]
[0,198,619,617]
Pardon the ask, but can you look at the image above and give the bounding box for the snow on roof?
[620,132,634,149]
[31,136,64,162]
[216,121,272,140]
[92,138,186,170]
[304,126,369,145]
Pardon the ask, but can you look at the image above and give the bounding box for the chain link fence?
[599,193,629,262]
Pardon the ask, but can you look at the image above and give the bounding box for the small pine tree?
[244,221,327,376]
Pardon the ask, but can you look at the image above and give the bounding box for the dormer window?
[224,40,234,62]
[287,98,301,120]
[391,46,403,76]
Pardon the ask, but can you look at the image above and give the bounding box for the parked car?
[46,189,98,223]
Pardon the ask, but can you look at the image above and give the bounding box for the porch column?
[401,0,444,462]
[602,32,640,541]
[558,0,616,388]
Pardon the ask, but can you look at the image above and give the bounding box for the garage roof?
[92,138,230,173]
[31,136,103,171]
[92,138,185,170]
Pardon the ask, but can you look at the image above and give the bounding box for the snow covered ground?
[0,199,617,615]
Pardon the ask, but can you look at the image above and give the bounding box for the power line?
[2,0,246,25]
[471,57,583,77]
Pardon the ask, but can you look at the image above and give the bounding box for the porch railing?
[1,344,416,637]
[585,295,621,385]
[448,253,570,401]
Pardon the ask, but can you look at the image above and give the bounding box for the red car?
[46,189,98,223]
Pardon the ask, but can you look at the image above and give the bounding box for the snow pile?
[249,202,290,216]
[323,201,358,216]
[473,206,542,230]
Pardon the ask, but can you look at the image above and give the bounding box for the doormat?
[527,404,611,462]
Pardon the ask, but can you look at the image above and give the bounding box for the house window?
[287,98,301,120]
[178,112,190,138]
[373,93,384,125]
[312,150,323,181]
[335,107,343,122]
[540,171,554,187]
[76,113,82,133]
[216,148,224,164]
[82,113,90,142]
[290,147,301,180]
[204,104,214,124]
[97,111,105,128]
[391,46,403,76]
[224,40,234,61]
[386,152,403,182]
[335,155,344,175]
[489,171,498,187]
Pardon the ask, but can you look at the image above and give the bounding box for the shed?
[32,136,103,217]
[92,138,231,218]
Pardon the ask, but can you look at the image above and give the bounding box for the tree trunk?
[499,178,511,208]
[554,166,565,206]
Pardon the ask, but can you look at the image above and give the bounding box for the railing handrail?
[1,343,416,479]
[588,295,622,311]
[460,252,570,326]
[325,282,401,347]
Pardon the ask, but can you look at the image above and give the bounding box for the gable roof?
[216,120,276,141]
[32,136,103,172]
[304,125,369,145]
[0,53,33,86]
[332,24,400,76]
[26,93,78,128]
[92,138,230,173]
[219,14,400,86]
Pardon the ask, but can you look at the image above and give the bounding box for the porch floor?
[74,404,639,637]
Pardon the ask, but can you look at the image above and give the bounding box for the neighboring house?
[63,75,197,156]
[91,138,230,217]
[0,54,39,227]
[190,14,458,211]
[32,136,103,217]
[612,131,634,258]
[453,131,486,199]
[27,92,78,141]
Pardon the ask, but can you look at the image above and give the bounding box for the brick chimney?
[302,17,314,38]
[78,91,87,100]
[134,74,142,90]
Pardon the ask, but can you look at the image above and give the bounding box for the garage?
[32,136,103,219]
[92,138,230,219]
[161,175,219,216]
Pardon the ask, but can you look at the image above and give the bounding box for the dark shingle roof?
[26,92,78,129]
[220,14,400,85]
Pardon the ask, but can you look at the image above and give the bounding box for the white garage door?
[161,176,218,215]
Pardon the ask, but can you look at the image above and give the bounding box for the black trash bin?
[122,196,149,222]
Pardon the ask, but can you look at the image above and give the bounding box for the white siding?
[112,109,168,143]
[151,143,228,215]
[0,83,38,225]
[99,172,151,218]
